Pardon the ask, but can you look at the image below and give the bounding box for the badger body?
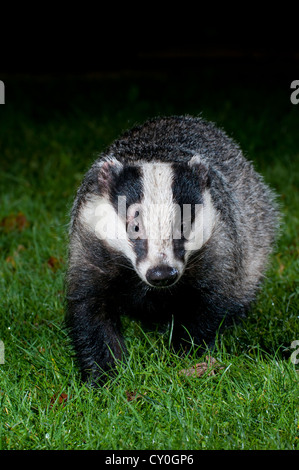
[66,116,278,383]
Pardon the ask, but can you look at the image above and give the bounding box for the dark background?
[1,13,298,80]
[1,21,298,126]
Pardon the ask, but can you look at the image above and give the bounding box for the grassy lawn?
[0,72,298,450]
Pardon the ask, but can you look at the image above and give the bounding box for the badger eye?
[126,205,143,240]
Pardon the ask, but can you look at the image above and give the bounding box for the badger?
[66,115,278,384]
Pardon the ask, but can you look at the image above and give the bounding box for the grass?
[0,72,298,450]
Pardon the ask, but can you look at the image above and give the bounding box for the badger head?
[80,155,216,288]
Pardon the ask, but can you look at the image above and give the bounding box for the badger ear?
[97,155,123,191]
[188,154,203,167]
[188,153,210,187]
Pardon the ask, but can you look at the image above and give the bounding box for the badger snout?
[146,265,179,288]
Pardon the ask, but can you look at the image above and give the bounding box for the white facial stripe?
[141,162,174,247]
[79,195,136,266]
[135,163,185,282]
[141,162,174,237]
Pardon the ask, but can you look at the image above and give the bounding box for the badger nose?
[146,265,179,288]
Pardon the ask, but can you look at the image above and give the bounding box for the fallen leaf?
[47,256,63,272]
[50,392,69,409]
[0,212,29,233]
[125,390,142,402]
[179,356,224,378]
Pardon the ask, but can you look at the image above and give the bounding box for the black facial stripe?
[173,239,185,261]
[172,162,204,211]
[171,163,204,260]
[108,165,148,261]
[109,166,143,211]
[132,239,148,263]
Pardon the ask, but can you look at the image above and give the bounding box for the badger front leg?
[67,299,126,384]
[66,270,126,384]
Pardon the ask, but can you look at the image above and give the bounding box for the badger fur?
[66,115,278,384]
